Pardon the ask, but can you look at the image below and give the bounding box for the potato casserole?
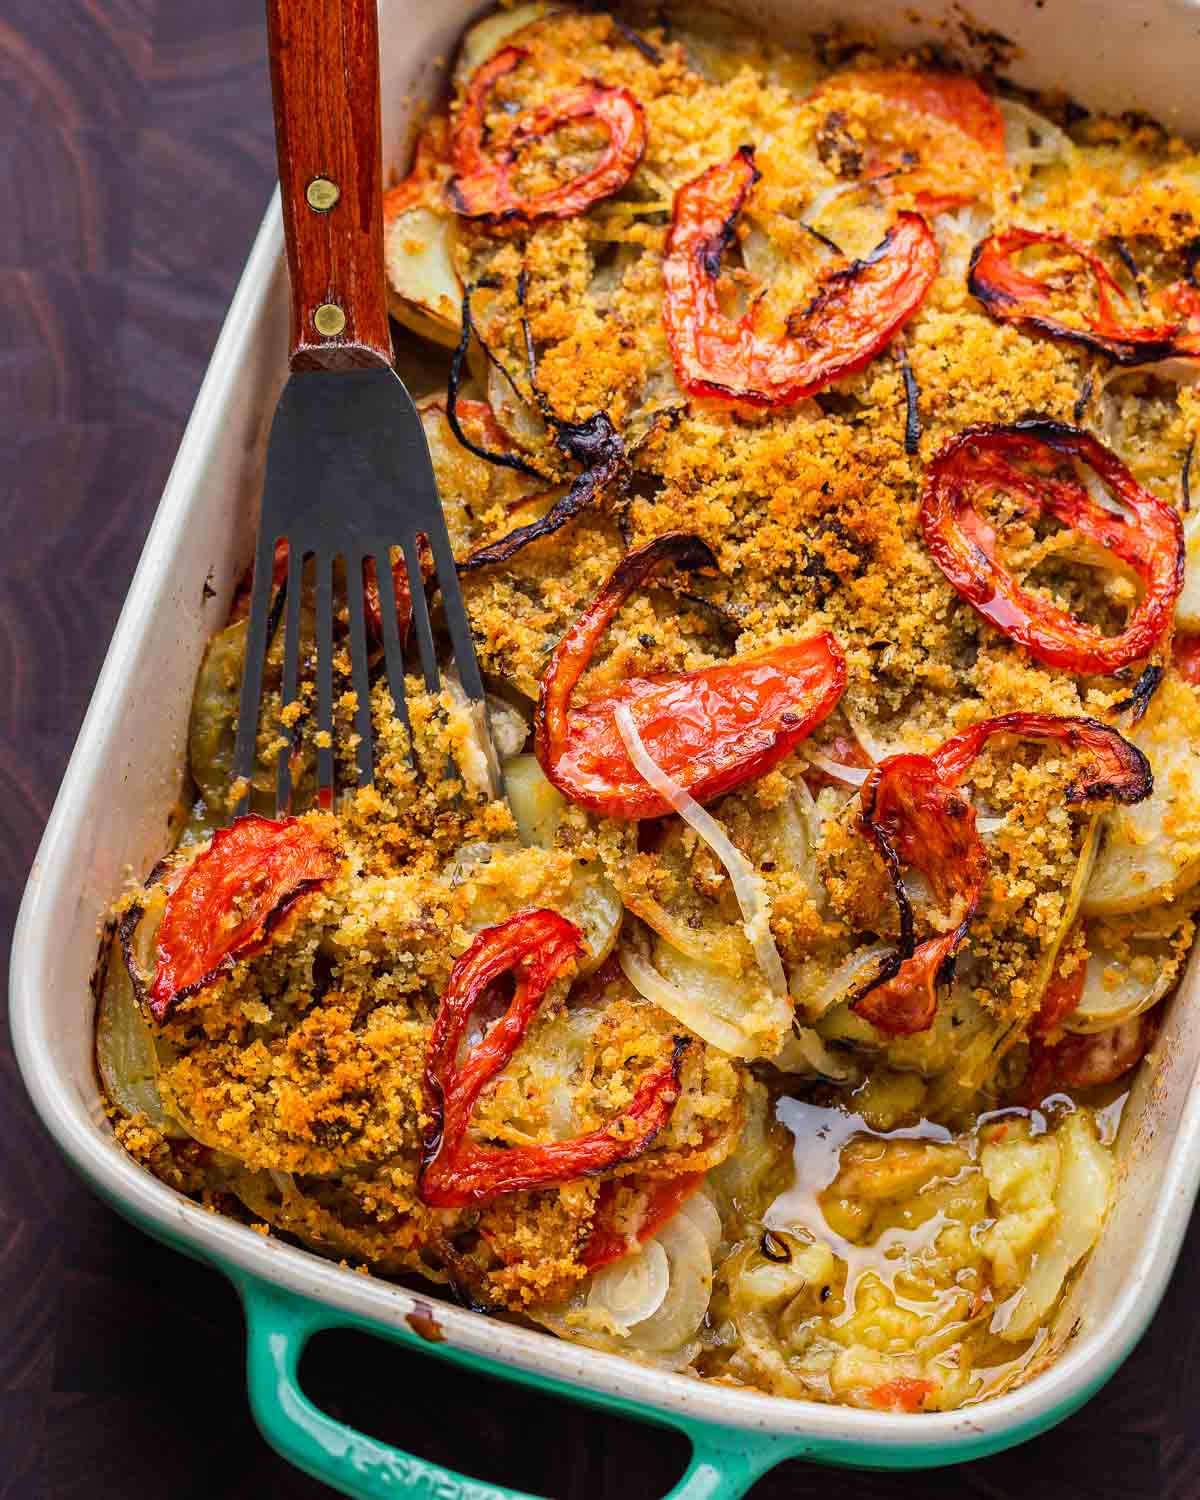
[97,3,1200,1414]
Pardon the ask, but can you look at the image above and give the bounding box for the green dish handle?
[239,1274,799,1500]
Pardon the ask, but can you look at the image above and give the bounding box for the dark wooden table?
[2,3,1196,1496]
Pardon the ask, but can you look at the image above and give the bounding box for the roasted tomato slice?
[1032,929,1087,1039]
[582,1170,705,1269]
[147,815,340,1022]
[968,227,1200,364]
[229,539,290,624]
[662,146,938,405]
[813,69,1005,213]
[447,46,646,227]
[1175,633,1200,685]
[920,421,1184,676]
[853,754,987,1036]
[1024,1012,1156,1104]
[851,714,1149,1036]
[932,711,1152,804]
[363,540,433,644]
[420,909,687,1208]
[535,533,847,820]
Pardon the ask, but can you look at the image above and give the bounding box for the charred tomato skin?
[969,227,1200,364]
[535,533,847,820]
[920,420,1184,677]
[420,908,688,1208]
[661,146,939,406]
[447,46,646,228]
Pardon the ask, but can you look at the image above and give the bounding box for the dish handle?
[238,1274,800,1500]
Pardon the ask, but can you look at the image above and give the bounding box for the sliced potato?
[496,755,622,970]
[1083,682,1200,915]
[505,753,566,848]
[1065,910,1192,1033]
[453,2,558,85]
[995,1110,1112,1342]
[384,203,461,347]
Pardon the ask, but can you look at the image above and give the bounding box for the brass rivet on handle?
[306,176,340,212]
[314,302,346,337]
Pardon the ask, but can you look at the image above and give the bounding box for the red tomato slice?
[382,117,449,222]
[851,714,1148,1036]
[148,815,341,1021]
[229,540,423,647]
[920,421,1184,677]
[447,46,646,227]
[420,910,688,1208]
[535,533,847,820]
[852,754,986,1036]
[582,1171,706,1270]
[1174,633,1200,686]
[814,69,1005,213]
[969,227,1200,364]
[933,711,1151,804]
[662,146,938,406]
[1033,932,1087,1039]
[1024,1012,1156,1104]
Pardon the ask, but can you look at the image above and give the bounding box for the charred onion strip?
[851,714,1149,1036]
[146,816,340,1022]
[1112,663,1165,721]
[460,272,630,570]
[419,910,686,1207]
[920,421,1184,676]
[582,1171,705,1269]
[447,46,646,227]
[968,228,1200,364]
[535,533,846,819]
[662,147,938,405]
[812,69,1005,213]
[448,279,550,481]
[895,341,920,455]
[610,17,663,66]
[460,410,626,570]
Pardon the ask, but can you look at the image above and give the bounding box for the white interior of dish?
[13,0,1200,1451]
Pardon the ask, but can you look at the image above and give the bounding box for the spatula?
[233,0,490,814]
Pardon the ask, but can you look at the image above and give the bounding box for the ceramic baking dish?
[13,1,1200,1494]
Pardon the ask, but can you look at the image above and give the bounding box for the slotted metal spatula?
[233,0,489,814]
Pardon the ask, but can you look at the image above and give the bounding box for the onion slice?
[614,703,787,997]
[680,1190,723,1255]
[619,945,757,1057]
[806,748,871,786]
[587,1237,670,1331]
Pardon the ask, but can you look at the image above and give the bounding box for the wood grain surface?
[1,3,1197,1497]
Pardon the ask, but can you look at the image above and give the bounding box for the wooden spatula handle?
[266,0,393,372]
